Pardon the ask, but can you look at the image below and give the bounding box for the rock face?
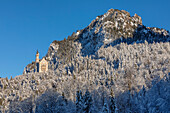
[76,9,143,56]
[3,9,170,113]
[24,9,169,73]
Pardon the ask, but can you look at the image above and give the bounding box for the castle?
[35,50,48,73]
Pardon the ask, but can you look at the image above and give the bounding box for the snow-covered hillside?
[1,9,170,113]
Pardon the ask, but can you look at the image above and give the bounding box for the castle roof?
[36,50,39,54]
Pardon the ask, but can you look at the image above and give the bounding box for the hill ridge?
[1,9,169,113]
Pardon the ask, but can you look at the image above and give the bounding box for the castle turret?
[36,50,39,63]
[35,50,48,73]
[35,50,40,72]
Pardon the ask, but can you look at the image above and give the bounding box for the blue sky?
[0,0,169,78]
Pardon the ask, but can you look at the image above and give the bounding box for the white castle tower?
[35,50,48,73]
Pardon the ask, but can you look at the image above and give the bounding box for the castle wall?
[39,58,48,72]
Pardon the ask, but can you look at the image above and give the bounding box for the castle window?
[41,64,46,72]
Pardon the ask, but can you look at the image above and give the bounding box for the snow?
[123,22,127,29]
[104,21,114,25]
[85,42,91,48]
[76,31,80,36]
[104,38,112,43]
[131,21,134,26]
[7,8,170,113]
[115,21,118,28]
[50,43,59,51]
[120,37,123,41]
[143,29,148,34]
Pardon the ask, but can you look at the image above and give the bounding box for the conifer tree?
[110,89,116,113]
[76,90,83,112]
[102,99,109,113]
[83,90,92,113]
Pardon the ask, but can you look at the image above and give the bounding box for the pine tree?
[142,85,146,97]
[62,92,67,105]
[83,90,92,113]
[110,89,116,113]
[76,90,83,112]
[110,97,116,113]
[102,99,109,113]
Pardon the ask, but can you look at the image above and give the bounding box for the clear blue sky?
[0,0,169,78]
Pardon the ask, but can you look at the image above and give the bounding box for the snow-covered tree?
[83,90,93,113]
[76,90,83,112]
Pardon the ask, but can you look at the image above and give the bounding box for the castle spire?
[36,50,39,63]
